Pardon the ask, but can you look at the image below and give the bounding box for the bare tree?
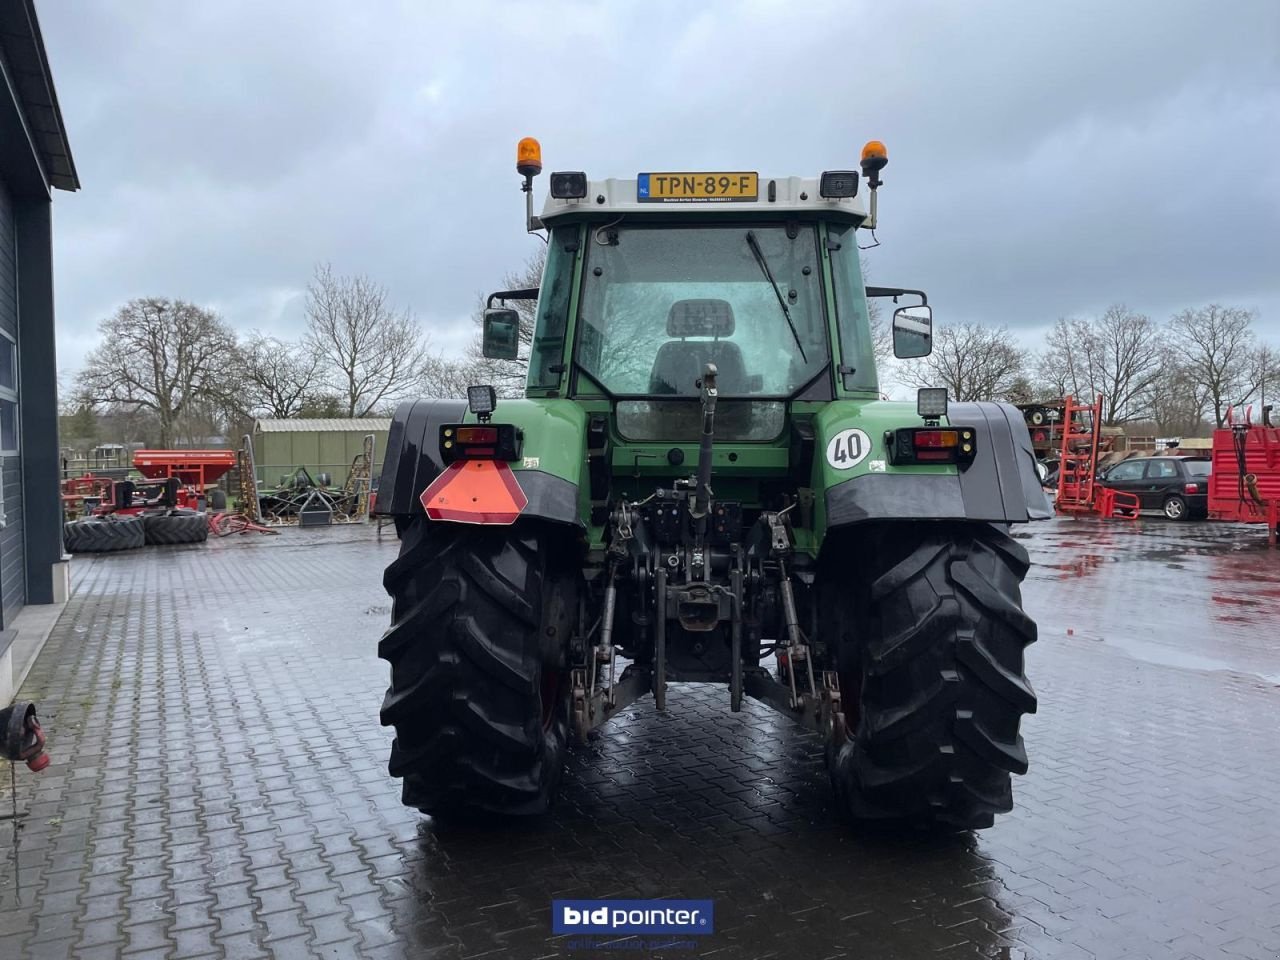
[240,333,320,418]
[1146,348,1210,436]
[1035,305,1163,424]
[1034,318,1083,399]
[1249,343,1278,415]
[58,390,100,455]
[867,297,890,369]
[298,393,347,418]
[902,321,1028,401]
[305,264,432,417]
[77,297,240,447]
[1167,304,1260,427]
[857,256,892,371]
[421,352,494,399]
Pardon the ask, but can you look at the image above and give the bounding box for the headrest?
[667,299,735,337]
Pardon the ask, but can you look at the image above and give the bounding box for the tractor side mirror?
[892,305,933,359]
[482,308,520,360]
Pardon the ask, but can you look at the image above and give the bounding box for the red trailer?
[1207,418,1280,544]
[90,450,236,518]
[132,450,236,488]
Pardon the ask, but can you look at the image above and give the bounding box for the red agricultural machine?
[61,449,237,518]
[61,449,238,552]
[1208,407,1280,545]
[1053,394,1140,520]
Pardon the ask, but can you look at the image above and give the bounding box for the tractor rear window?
[575,224,829,398]
[615,400,786,442]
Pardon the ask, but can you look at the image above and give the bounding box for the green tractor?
[375,138,1049,829]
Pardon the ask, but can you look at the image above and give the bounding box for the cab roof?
[539,176,868,225]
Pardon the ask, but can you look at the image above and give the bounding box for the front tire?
[378,517,577,817]
[1163,496,1188,521]
[825,524,1037,830]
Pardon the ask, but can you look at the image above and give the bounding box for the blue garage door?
[0,175,24,628]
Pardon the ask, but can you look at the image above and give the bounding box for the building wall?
[253,429,387,487]
[0,175,26,627]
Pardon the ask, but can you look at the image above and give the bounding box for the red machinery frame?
[59,474,116,518]
[76,450,238,518]
[1208,412,1279,545]
[1054,394,1139,520]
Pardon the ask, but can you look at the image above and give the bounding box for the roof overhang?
[540,176,866,226]
[0,0,79,194]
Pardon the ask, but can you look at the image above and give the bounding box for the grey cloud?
[40,0,1280,380]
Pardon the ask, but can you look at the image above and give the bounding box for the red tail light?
[1184,482,1200,494]
[440,423,522,463]
[887,427,978,468]
[455,426,499,444]
[914,430,959,448]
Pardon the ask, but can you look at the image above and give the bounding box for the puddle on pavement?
[1073,631,1280,687]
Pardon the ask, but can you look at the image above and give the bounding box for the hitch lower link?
[570,540,655,744]
[1,701,51,772]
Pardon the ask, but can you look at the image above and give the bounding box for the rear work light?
[886,426,978,468]
[440,423,522,463]
[549,171,588,199]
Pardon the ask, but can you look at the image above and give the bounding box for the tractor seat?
[649,298,749,395]
[649,341,748,395]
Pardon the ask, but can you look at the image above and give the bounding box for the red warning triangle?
[420,460,528,525]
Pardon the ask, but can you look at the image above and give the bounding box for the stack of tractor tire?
[63,509,209,554]
[142,509,209,545]
[62,516,145,553]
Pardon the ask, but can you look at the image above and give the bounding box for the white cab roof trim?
[540,176,868,223]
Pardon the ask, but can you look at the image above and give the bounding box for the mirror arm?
[486,287,540,308]
[866,286,928,305]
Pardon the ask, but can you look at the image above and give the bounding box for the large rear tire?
[825,523,1037,830]
[62,517,146,553]
[378,517,577,817]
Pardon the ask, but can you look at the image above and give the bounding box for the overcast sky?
[39,0,1280,384]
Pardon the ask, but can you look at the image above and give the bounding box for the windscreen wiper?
[746,231,807,363]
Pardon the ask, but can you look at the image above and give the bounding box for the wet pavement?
[1,516,1279,959]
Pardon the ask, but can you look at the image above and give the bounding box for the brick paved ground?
[1,517,1279,959]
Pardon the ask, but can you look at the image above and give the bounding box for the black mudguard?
[374,399,582,527]
[826,401,1052,527]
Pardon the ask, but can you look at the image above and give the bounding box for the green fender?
[813,399,1051,538]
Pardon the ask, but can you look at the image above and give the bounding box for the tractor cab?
[482,140,924,429]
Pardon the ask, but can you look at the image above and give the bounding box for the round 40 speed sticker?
[826,428,872,470]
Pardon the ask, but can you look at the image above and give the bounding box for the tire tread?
[827,524,1037,829]
[379,519,571,817]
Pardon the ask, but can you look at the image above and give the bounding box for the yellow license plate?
[638,172,758,203]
